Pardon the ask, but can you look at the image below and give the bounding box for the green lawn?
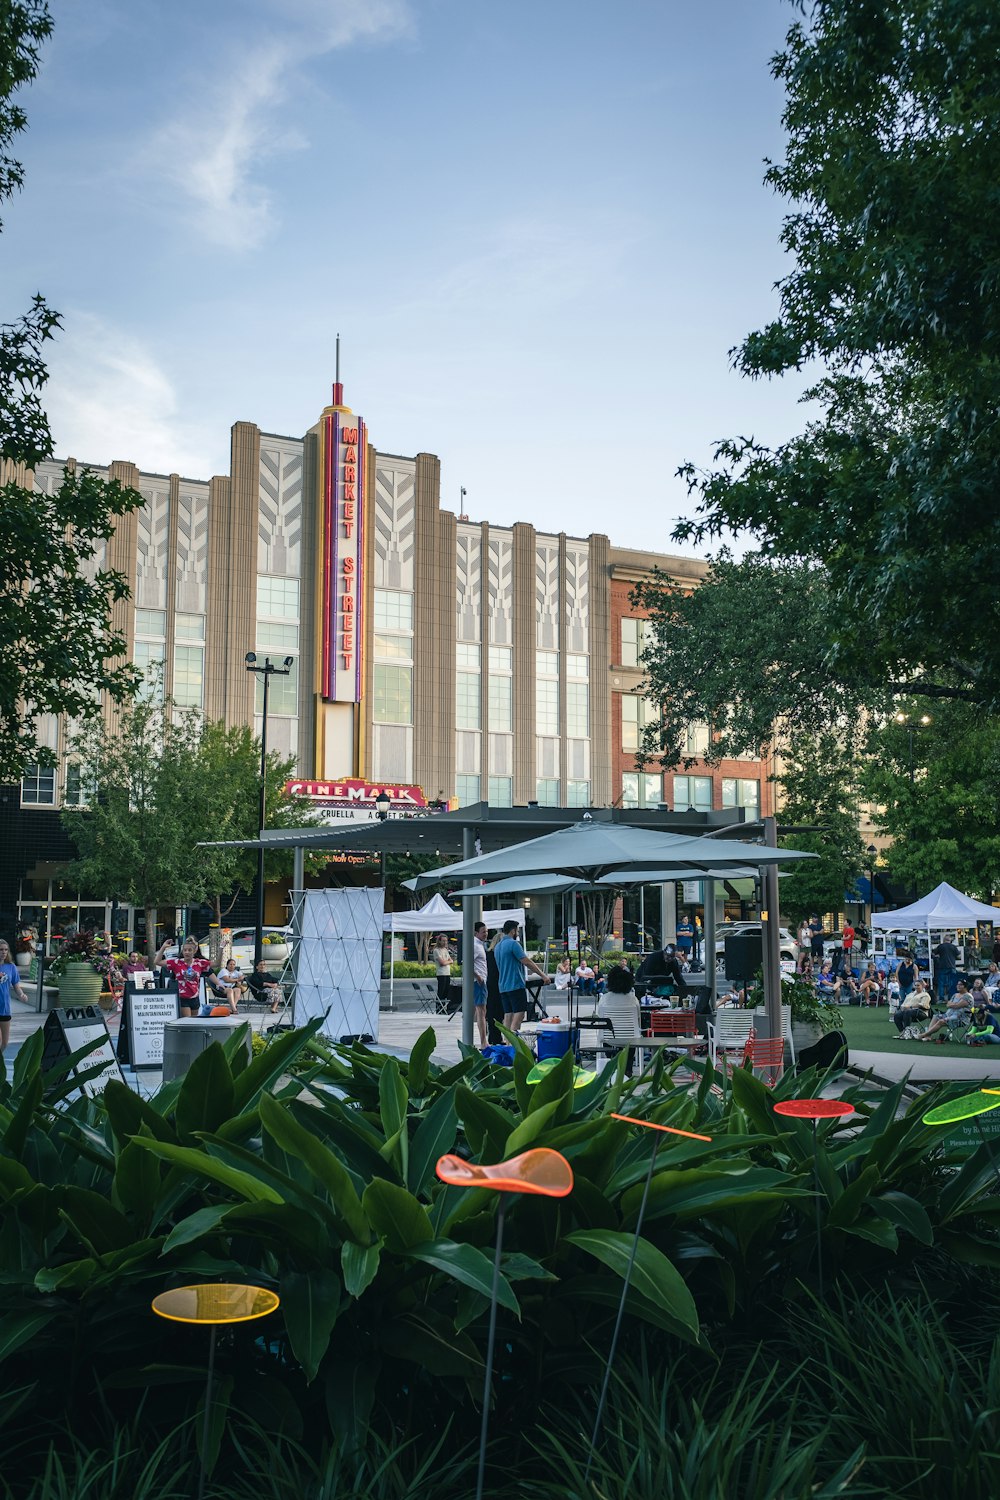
[836,1003,972,1057]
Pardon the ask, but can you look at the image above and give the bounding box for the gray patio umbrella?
[448,865,762,898]
[409,816,812,891]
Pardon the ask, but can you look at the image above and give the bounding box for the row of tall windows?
[621,771,760,815]
[373,588,413,724]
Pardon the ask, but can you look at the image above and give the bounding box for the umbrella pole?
[476,1197,507,1500]
[586,1137,661,1478]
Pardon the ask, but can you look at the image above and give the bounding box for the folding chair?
[724,1028,785,1087]
[647,1009,697,1038]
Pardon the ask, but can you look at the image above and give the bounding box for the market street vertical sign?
[321,411,367,702]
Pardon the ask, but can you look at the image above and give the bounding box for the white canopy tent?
[382,892,526,1009]
[870,881,999,984]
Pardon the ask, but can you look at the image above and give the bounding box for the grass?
[836,1002,1000,1061]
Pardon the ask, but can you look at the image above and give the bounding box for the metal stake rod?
[198,1324,218,1500]
[476,1197,507,1500]
[813,1118,824,1299]
[586,1137,661,1478]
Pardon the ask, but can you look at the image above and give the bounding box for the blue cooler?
[537,1024,571,1061]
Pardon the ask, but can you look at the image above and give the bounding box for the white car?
[162,926,293,971]
[715,923,799,969]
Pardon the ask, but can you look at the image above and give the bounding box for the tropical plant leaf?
[175,1042,234,1143]
[341,1239,381,1297]
[0,1307,60,1364]
[405,1238,519,1314]
[230,1017,323,1114]
[869,1190,934,1246]
[406,1027,437,1098]
[379,1308,483,1377]
[565,1229,699,1339]
[112,1138,162,1227]
[505,1100,563,1157]
[130,1139,284,1204]
[280,1268,341,1383]
[362,1179,433,1251]
[408,1087,458,1197]
[102,1079,177,1145]
[454,1085,513,1161]
[58,1186,135,1255]
[258,1091,369,1243]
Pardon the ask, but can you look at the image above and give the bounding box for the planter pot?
[791,1018,825,1054]
[15,951,32,974]
[55,965,104,1007]
[262,944,289,965]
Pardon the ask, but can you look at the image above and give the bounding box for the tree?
[673,1,1000,709]
[62,692,322,959]
[862,701,1000,898]
[0,2,143,784]
[773,729,866,923]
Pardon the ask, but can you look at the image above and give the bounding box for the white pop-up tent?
[382,892,526,1009]
[870,881,1000,983]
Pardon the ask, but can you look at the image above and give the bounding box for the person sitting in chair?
[246,960,284,1015]
[893,977,932,1032]
[918,980,973,1042]
[598,964,643,1076]
[575,959,597,995]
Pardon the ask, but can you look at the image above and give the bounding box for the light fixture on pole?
[866,843,878,933]
[374,788,391,887]
[245,652,293,970]
[894,710,932,783]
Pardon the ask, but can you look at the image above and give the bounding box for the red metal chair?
[724,1027,785,1087]
[647,1009,697,1037]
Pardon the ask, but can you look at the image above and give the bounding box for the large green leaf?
[160,1204,234,1254]
[175,1043,234,1142]
[362,1178,433,1251]
[11,1028,43,1094]
[505,1100,563,1157]
[280,1268,341,1383]
[565,1228,699,1339]
[230,1016,323,1114]
[112,1138,162,1227]
[130,1139,284,1204]
[870,1190,934,1246]
[526,1049,575,1120]
[408,1087,458,1197]
[379,1308,483,1377]
[0,1307,60,1364]
[342,1239,381,1297]
[102,1079,177,1145]
[58,1186,135,1255]
[259,1091,369,1243]
[2,1069,42,1160]
[454,1085,513,1161]
[405,1238,519,1314]
[0,1154,35,1199]
[643,1166,809,1222]
[825,1164,882,1228]
[379,1056,407,1140]
[406,1027,437,1098]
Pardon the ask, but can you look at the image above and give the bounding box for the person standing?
[692,914,703,968]
[155,936,218,1019]
[676,913,694,963]
[495,920,551,1032]
[798,918,812,954]
[896,951,916,1004]
[932,933,960,1002]
[473,921,489,1047]
[841,920,855,967]
[809,915,825,963]
[0,939,29,1053]
[636,943,689,1000]
[431,934,453,1009]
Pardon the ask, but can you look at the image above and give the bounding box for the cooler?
[536,1022,571,1061]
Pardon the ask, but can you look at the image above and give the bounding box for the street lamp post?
[894,711,932,783]
[374,790,391,886]
[867,843,878,935]
[245,653,293,971]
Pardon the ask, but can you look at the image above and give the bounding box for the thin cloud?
[141,0,412,250]
[44,313,219,478]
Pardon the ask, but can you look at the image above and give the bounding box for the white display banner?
[292,888,382,1044]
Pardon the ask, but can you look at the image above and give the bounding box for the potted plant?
[14,926,37,975]
[48,930,103,1007]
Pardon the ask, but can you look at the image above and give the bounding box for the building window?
[253,658,299,716]
[257,622,299,652]
[175,613,205,642]
[488,646,512,673]
[21,765,56,806]
[63,763,87,808]
[173,645,204,709]
[674,774,713,812]
[621,771,663,809]
[257,576,300,619]
[455,774,480,806]
[620,617,650,668]
[488,776,513,807]
[374,589,413,632]
[683,720,710,756]
[621,694,660,752]
[535,778,560,807]
[374,664,412,725]
[488,674,512,732]
[374,632,410,661]
[567,779,591,807]
[135,608,166,637]
[722,777,760,817]
[135,609,166,700]
[566,682,589,739]
[536,646,560,737]
[456,645,482,731]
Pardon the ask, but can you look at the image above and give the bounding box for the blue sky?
[7,0,810,552]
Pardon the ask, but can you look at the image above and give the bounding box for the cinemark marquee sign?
[285,780,428,825]
[321,412,367,701]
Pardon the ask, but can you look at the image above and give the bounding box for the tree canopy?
[673,0,1000,709]
[0,1,143,784]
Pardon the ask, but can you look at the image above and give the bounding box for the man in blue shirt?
[495,921,551,1032]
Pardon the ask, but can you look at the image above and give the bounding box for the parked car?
[714,922,799,969]
[162,926,293,971]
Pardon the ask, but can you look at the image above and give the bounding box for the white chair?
[707,1009,755,1066]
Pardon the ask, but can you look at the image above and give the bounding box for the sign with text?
[121,986,180,1069]
[41,1007,126,1098]
[321,411,367,702]
[285,779,429,826]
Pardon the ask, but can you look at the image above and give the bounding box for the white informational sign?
[69,1022,125,1096]
[682,881,702,904]
[292,888,382,1044]
[567,925,580,952]
[128,989,180,1069]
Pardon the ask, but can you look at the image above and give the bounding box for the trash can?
[162,1017,252,1082]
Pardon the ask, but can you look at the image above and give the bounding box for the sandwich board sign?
[41,1007,126,1097]
[117,982,179,1069]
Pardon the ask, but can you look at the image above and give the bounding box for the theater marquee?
[285,779,429,825]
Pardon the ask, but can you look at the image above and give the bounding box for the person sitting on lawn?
[816,959,839,1000]
[859,964,882,1007]
[893,978,932,1032]
[918,980,974,1042]
[965,1006,1000,1046]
